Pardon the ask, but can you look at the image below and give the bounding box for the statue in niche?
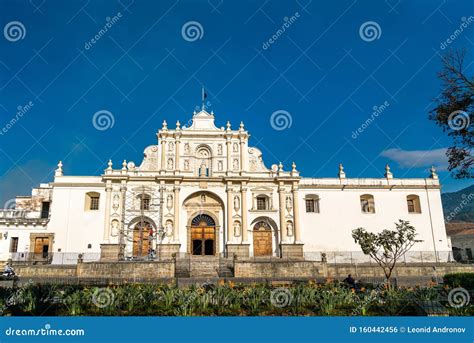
[218,160,223,171]
[233,195,240,212]
[167,158,174,170]
[199,161,208,177]
[184,143,190,154]
[165,220,173,237]
[200,194,206,203]
[184,160,189,170]
[286,196,292,212]
[233,143,238,152]
[287,222,294,237]
[112,194,120,213]
[218,144,223,155]
[111,220,119,237]
[166,194,173,211]
[234,221,241,237]
[233,159,239,171]
[168,142,174,151]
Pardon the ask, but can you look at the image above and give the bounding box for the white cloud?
[380,148,448,170]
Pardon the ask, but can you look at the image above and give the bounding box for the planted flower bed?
[0,280,471,316]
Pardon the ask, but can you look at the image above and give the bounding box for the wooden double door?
[34,237,50,259]
[191,226,215,256]
[132,224,152,257]
[253,222,273,257]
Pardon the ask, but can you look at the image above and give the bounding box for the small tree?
[352,220,421,284]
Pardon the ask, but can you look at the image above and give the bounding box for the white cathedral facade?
[0,109,451,263]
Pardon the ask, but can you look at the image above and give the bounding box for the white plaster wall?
[298,186,450,256]
[47,182,105,254]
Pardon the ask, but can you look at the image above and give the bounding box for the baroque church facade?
[0,109,451,263]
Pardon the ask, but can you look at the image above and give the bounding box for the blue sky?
[0,0,473,205]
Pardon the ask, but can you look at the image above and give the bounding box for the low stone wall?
[235,260,474,280]
[15,265,77,278]
[77,261,175,279]
[328,263,474,279]
[235,260,324,278]
[13,261,175,280]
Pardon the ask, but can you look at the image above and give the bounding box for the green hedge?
[443,273,474,289]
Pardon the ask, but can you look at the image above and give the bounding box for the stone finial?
[430,166,438,179]
[226,121,231,131]
[239,121,245,131]
[122,160,127,170]
[338,163,346,179]
[176,120,181,130]
[107,160,113,170]
[385,164,393,179]
[55,161,63,177]
[278,162,283,172]
[162,120,168,130]
[292,162,297,172]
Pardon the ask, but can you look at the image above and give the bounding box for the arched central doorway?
[191,214,216,256]
[253,221,273,257]
[132,221,153,257]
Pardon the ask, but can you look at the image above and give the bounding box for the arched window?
[407,194,421,213]
[360,194,375,214]
[305,194,320,213]
[85,192,100,211]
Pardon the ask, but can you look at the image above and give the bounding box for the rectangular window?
[256,197,267,210]
[141,198,150,211]
[407,199,415,213]
[90,196,100,210]
[306,199,315,213]
[41,201,50,218]
[9,237,18,253]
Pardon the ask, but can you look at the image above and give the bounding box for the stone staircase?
[174,256,235,278]
[190,256,219,277]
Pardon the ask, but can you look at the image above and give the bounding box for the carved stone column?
[241,184,248,243]
[278,184,287,243]
[292,183,301,243]
[240,139,246,173]
[226,139,232,174]
[103,181,113,241]
[173,183,180,242]
[226,183,233,246]
[161,139,167,172]
[175,136,180,172]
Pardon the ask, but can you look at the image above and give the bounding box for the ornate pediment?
[248,147,269,172]
[137,145,159,171]
[184,110,222,131]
